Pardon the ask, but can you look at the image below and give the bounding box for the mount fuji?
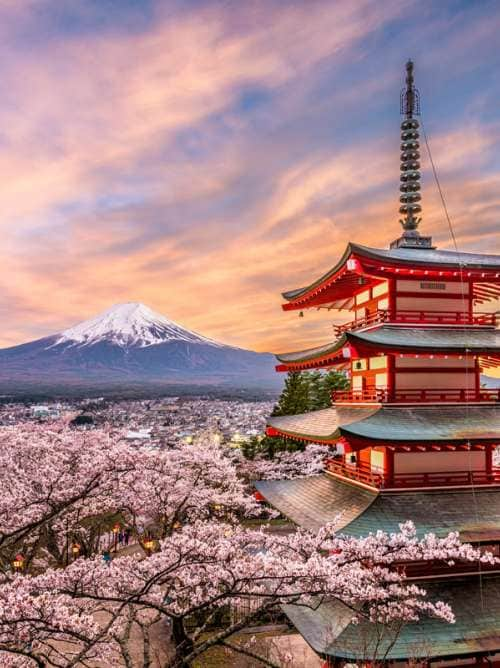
[0,303,280,397]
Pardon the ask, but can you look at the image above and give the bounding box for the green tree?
[310,369,349,409]
[271,371,312,416]
[260,433,303,457]
[262,370,349,456]
[240,436,260,460]
[263,372,313,456]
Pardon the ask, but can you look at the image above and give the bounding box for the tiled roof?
[284,575,500,660]
[276,337,346,363]
[276,326,500,364]
[353,325,500,352]
[267,405,500,443]
[267,406,378,441]
[354,243,500,269]
[342,404,500,442]
[255,474,500,537]
[255,475,377,533]
[282,242,500,302]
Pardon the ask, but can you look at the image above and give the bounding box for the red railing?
[333,309,497,336]
[326,457,500,489]
[326,458,383,487]
[388,469,500,488]
[332,388,500,403]
[333,310,388,336]
[395,310,497,326]
[332,388,384,403]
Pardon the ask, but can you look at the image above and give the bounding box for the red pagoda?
[256,61,500,666]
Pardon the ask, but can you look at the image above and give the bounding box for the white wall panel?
[395,372,475,390]
[394,451,485,474]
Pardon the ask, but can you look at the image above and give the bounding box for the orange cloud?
[0,0,498,368]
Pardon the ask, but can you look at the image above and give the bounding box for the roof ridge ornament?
[391,60,435,250]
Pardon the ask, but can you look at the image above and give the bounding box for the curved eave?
[275,326,500,372]
[355,243,500,272]
[351,325,500,356]
[281,242,500,311]
[283,575,500,661]
[267,406,379,444]
[275,335,348,371]
[255,474,500,536]
[341,404,500,443]
[281,244,353,302]
[267,405,500,445]
[281,246,382,312]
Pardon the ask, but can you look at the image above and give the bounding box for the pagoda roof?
[282,242,500,310]
[255,474,500,537]
[267,404,500,444]
[276,326,500,369]
[283,575,500,661]
[267,406,378,443]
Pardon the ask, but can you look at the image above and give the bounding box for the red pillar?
[387,354,395,402]
[385,447,394,486]
[485,445,493,476]
[388,277,396,320]
[474,357,481,400]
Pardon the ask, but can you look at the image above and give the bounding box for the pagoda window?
[355,289,371,305]
[369,356,387,370]
[370,449,384,474]
[396,279,470,294]
[352,359,368,372]
[352,375,363,390]
[372,281,389,298]
[378,296,389,310]
[375,372,388,388]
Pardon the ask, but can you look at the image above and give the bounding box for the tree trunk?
[170,617,194,667]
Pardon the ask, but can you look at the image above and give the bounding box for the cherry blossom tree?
[0,423,495,667]
[0,519,494,667]
[0,423,260,572]
[243,443,329,481]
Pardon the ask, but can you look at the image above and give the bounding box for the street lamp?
[143,538,155,555]
[71,543,81,559]
[112,523,120,552]
[12,554,24,572]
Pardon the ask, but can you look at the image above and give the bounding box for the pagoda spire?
[391,60,434,250]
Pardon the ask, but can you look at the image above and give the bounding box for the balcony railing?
[333,309,497,336]
[332,388,500,403]
[326,457,500,489]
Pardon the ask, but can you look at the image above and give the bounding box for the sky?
[0,0,499,355]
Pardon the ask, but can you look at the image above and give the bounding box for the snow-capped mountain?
[0,303,280,396]
[53,303,225,349]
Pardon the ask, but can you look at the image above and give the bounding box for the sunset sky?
[1,0,499,354]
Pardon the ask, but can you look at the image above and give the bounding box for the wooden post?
[385,448,394,486]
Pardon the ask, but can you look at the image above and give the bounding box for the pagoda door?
[364,375,376,400]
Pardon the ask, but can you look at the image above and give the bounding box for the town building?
[256,61,500,666]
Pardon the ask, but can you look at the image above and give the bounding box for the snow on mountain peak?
[53,302,225,348]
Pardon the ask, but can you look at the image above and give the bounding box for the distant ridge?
[0,303,281,397]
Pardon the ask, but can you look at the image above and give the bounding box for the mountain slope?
[0,303,280,395]
[53,303,225,349]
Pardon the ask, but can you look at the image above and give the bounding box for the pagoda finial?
[391,60,434,250]
[401,59,419,119]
